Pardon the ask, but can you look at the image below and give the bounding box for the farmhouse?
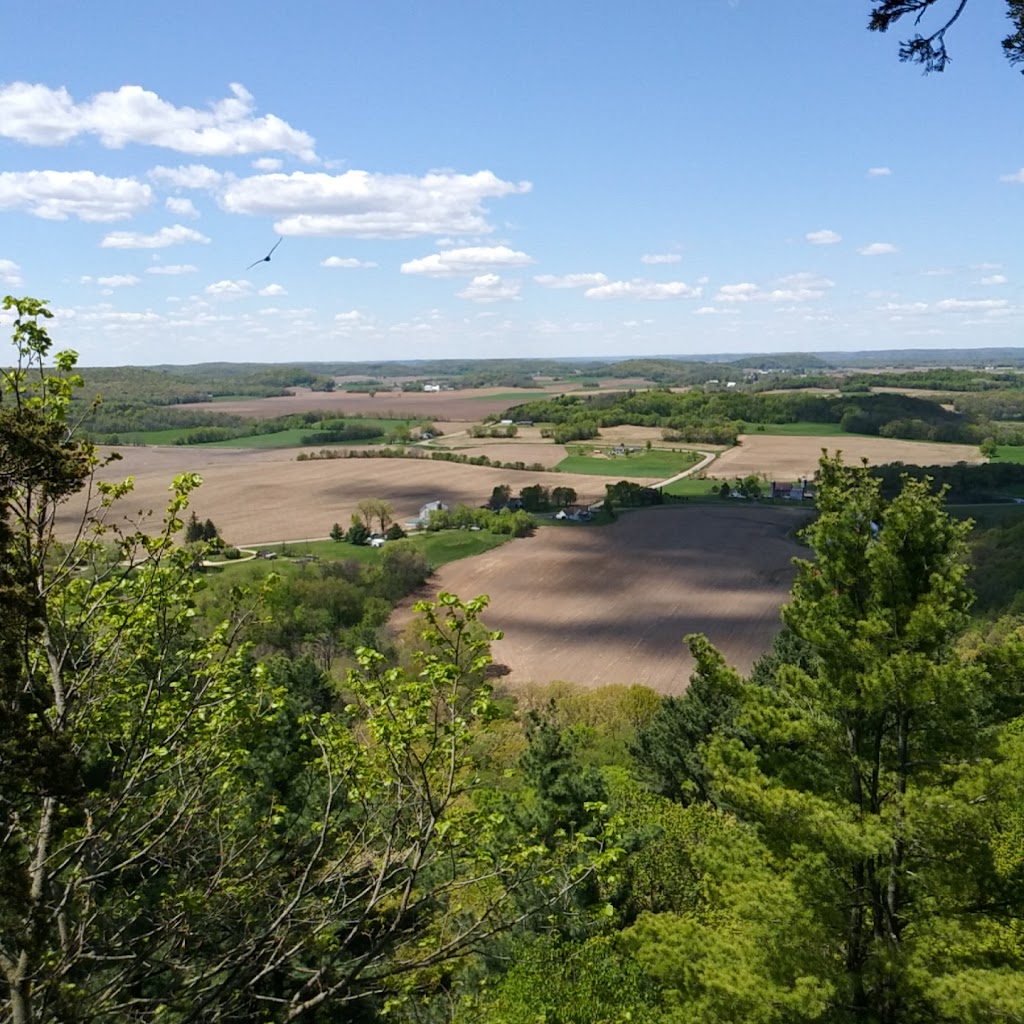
[555,505,592,522]
[408,500,449,528]
[422,383,441,392]
[770,480,812,501]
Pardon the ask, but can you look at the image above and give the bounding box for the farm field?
[405,504,809,693]
[555,448,701,478]
[175,385,580,421]
[432,443,569,467]
[56,446,608,545]
[747,422,848,436]
[709,434,984,480]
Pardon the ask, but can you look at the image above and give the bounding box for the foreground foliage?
[0,298,615,1024]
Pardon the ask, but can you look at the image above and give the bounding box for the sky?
[1,0,1022,365]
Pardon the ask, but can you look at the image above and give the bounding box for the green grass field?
[948,503,1024,529]
[992,446,1024,464]
[745,422,848,436]
[555,448,700,478]
[244,529,511,569]
[464,391,559,401]
[660,477,727,498]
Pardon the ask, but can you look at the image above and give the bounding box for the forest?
[5,298,1024,1024]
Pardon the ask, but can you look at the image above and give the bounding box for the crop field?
[56,446,608,545]
[404,504,809,693]
[555,448,701,478]
[434,443,569,467]
[175,385,577,422]
[708,433,984,480]
[746,422,848,436]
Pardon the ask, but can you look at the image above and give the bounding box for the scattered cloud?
[999,168,1024,184]
[0,170,151,221]
[96,274,140,287]
[585,279,702,300]
[456,273,521,302]
[0,82,317,159]
[694,306,720,315]
[534,272,608,289]
[221,170,531,238]
[401,245,532,276]
[252,157,283,171]
[335,309,369,324]
[0,259,23,286]
[205,279,251,298]
[858,242,898,256]
[806,229,841,245]
[258,283,286,296]
[100,224,211,248]
[716,282,760,303]
[935,298,1008,312]
[920,267,954,277]
[640,252,681,265]
[321,256,377,268]
[714,273,833,304]
[149,164,225,190]
[146,264,197,275]
[980,274,1008,286]
[867,166,892,177]
[765,272,834,302]
[165,196,198,218]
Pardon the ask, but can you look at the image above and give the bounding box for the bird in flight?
[247,237,282,270]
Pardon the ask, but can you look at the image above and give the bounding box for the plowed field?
[708,434,983,480]
[58,446,610,544]
[405,504,809,693]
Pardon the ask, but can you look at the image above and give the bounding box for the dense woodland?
[6,299,1024,1023]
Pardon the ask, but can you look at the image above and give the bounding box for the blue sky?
[1,0,1021,365]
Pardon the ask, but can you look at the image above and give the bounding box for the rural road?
[655,449,717,488]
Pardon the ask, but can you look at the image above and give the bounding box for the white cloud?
[205,279,251,298]
[96,274,140,287]
[935,298,1008,312]
[716,282,760,303]
[585,279,702,300]
[165,196,198,218]
[456,273,521,302]
[858,242,898,256]
[258,283,286,296]
[0,82,317,159]
[0,259,23,286]
[806,229,842,245]
[335,309,368,323]
[0,170,151,221]
[999,168,1024,184]
[146,263,197,275]
[252,157,283,171]
[640,252,681,265]
[694,306,720,315]
[867,166,892,177]
[101,224,210,249]
[149,164,225,190]
[765,272,834,302]
[221,170,531,238]
[534,272,608,289]
[980,274,1008,285]
[714,273,832,305]
[321,256,377,268]
[401,245,532,276]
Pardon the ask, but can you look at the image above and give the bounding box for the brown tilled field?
[708,434,983,480]
[177,386,571,421]
[58,446,614,544]
[403,505,809,694]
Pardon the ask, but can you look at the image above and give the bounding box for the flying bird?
[247,237,282,270]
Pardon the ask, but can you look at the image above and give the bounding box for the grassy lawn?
[556,448,700,478]
[992,446,1024,464]
[247,529,511,569]
[745,422,848,436]
[661,477,728,498]
[464,391,559,402]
